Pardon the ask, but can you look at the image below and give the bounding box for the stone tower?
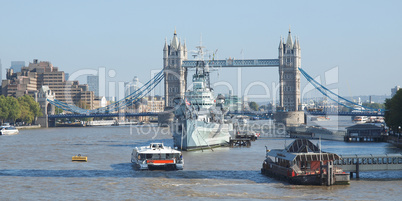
[278,29,301,111]
[163,30,188,107]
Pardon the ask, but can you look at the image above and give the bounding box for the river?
[0,121,401,200]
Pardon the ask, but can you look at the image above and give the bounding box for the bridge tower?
[36,86,56,127]
[163,29,188,107]
[278,28,301,111]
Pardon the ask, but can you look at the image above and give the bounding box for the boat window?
[399,157,402,164]
[378,158,382,164]
[383,158,388,164]
[373,158,377,164]
[368,158,372,164]
[146,154,152,159]
[362,158,367,164]
[393,158,397,164]
[388,158,392,164]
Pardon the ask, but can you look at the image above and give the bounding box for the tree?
[6,96,21,123]
[18,100,34,124]
[17,95,42,124]
[55,107,63,114]
[362,102,385,110]
[0,96,9,123]
[384,89,402,132]
[249,101,259,111]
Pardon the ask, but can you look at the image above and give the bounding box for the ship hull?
[172,119,232,151]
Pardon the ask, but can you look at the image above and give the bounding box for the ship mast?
[193,37,211,90]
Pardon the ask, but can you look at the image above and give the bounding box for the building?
[93,96,107,108]
[391,86,400,97]
[125,76,140,97]
[10,61,25,73]
[163,29,188,107]
[87,75,99,97]
[1,59,95,109]
[345,124,385,142]
[1,68,38,97]
[278,28,301,111]
[224,91,242,112]
[131,96,164,122]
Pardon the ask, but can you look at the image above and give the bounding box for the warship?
[171,45,233,150]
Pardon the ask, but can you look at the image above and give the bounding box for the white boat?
[353,116,368,124]
[131,143,183,170]
[310,116,330,121]
[0,123,19,135]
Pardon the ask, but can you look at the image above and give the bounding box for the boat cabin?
[265,139,341,175]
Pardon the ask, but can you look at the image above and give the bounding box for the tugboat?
[131,143,183,170]
[261,139,350,185]
[171,45,233,151]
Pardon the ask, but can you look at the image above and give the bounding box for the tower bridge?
[164,29,303,125]
[45,29,382,127]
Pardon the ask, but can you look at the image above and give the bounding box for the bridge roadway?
[48,112,158,119]
[182,59,279,68]
[334,153,402,178]
[48,110,384,119]
[307,111,384,117]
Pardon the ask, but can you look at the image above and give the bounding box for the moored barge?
[261,139,349,185]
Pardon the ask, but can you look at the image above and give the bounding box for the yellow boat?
[72,154,87,162]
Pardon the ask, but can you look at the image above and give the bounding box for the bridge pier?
[274,111,305,127]
[356,162,360,178]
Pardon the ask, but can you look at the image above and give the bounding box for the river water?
[0,120,401,200]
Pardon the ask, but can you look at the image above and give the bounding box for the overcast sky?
[1,0,401,101]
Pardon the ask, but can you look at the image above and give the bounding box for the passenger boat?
[353,116,368,124]
[261,139,350,185]
[131,143,183,170]
[0,123,19,135]
[310,116,330,121]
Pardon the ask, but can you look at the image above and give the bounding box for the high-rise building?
[278,29,301,111]
[87,75,99,97]
[391,86,400,97]
[2,59,94,109]
[10,61,25,73]
[163,29,188,107]
[124,76,140,97]
[65,73,69,81]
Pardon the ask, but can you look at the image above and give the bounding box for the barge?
[261,139,349,185]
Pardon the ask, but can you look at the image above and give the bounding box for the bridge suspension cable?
[47,69,165,114]
[298,67,379,111]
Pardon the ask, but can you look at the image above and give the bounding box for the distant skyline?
[1,0,401,100]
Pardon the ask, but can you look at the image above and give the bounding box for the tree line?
[0,95,42,124]
[385,90,402,133]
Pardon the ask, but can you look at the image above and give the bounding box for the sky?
[0,0,401,102]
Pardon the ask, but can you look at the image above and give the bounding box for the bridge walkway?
[334,153,402,178]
